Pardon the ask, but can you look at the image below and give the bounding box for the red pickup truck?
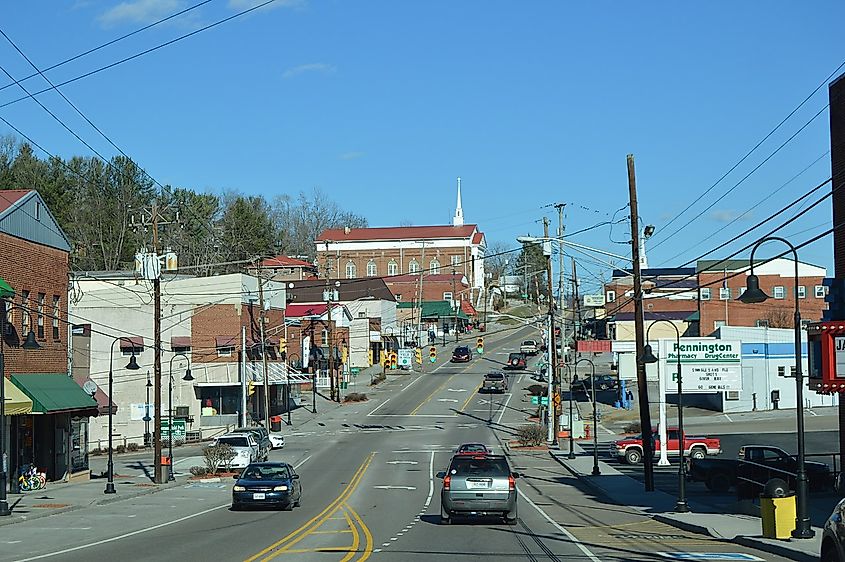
[610,428,722,465]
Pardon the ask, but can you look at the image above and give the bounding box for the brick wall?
[190,303,285,363]
[316,245,473,285]
[0,232,69,374]
[384,278,470,303]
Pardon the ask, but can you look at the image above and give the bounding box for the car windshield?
[217,437,249,447]
[449,456,510,476]
[485,373,504,380]
[241,465,290,480]
[459,444,487,453]
[455,347,469,353]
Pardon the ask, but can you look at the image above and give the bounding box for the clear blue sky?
[3,1,844,292]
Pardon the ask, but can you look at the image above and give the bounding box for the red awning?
[72,375,115,416]
[171,336,191,348]
[119,336,144,349]
[461,300,477,317]
[215,336,237,347]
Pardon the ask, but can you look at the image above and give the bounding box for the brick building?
[383,273,470,306]
[250,255,318,282]
[0,189,97,483]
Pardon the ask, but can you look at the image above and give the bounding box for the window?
[719,287,730,300]
[321,329,328,343]
[815,285,826,298]
[797,285,806,299]
[35,201,40,220]
[700,288,711,301]
[606,291,616,303]
[777,366,797,377]
[387,260,398,276]
[408,259,419,274]
[443,291,453,303]
[773,286,785,299]
[756,319,769,328]
[216,345,234,357]
[345,261,356,279]
[4,298,12,330]
[37,293,45,339]
[430,258,440,275]
[450,255,460,267]
[21,290,30,334]
[52,295,60,340]
[173,345,191,353]
[366,260,377,277]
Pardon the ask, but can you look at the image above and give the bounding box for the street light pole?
[0,296,11,516]
[575,358,599,475]
[168,352,192,482]
[642,321,689,513]
[565,364,575,460]
[738,236,814,539]
[106,337,140,494]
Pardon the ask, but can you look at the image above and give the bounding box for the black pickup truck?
[688,444,834,495]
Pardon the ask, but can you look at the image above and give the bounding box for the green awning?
[10,374,98,415]
[397,300,469,320]
[0,278,13,298]
[685,311,700,321]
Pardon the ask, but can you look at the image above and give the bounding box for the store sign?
[835,336,845,378]
[162,419,186,441]
[661,339,742,393]
[583,294,605,307]
[397,348,413,367]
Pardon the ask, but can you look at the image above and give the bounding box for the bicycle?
[18,465,47,492]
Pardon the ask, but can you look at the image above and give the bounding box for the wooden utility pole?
[257,263,270,433]
[543,217,558,445]
[555,203,566,337]
[628,154,655,492]
[452,268,458,342]
[149,202,164,485]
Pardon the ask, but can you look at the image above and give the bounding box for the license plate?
[253,493,266,500]
[467,481,489,490]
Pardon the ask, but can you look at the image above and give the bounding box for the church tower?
[452,176,464,226]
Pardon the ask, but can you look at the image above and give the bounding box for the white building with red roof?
[314,179,487,304]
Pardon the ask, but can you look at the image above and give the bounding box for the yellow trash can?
[760,494,796,539]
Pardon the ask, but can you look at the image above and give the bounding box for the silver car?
[212,434,258,469]
[437,454,520,525]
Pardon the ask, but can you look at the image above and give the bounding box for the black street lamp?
[737,236,814,539]
[143,372,152,447]
[642,320,689,513]
[168,353,193,482]
[575,358,599,475]
[563,364,576,460]
[106,337,140,494]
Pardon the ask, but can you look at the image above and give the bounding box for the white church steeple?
[452,176,464,226]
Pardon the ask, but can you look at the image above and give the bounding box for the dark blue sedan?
[231,462,302,510]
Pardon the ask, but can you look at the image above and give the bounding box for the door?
[666,430,681,456]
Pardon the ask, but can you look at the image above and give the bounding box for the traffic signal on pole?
[415,347,422,364]
[476,337,484,354]
[247,380,256,396]
[429,346,437,363]
[389,351,398,370]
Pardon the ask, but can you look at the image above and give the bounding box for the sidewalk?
[549,444,821,562]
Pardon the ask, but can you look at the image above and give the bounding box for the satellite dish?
[82,380,98,396]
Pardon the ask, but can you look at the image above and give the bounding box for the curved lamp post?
[563,363,576,460]
[168,353,193,482]
[574,358,599,475]
[106,337,141,494]
[642,320,689,513]
[736,236,813,539]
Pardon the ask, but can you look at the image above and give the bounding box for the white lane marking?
[367,398,391,416]
[437,399,459,403]
[497,393,513,425]
[294,455,312,469]
[517,488,601,562]
[386,460,419,465]
[599,424,615,435]
[374,414,457,418]
[447,388,467,392]
[13,504,230,562]
[7,541,22,544]
[398,375,425,394]
[425,451,435,509]
[373,485,416,490]
[723,413,734,422]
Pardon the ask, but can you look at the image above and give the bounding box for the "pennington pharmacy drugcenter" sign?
[659,339,742,393]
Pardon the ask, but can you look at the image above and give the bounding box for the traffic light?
[429,346,437,363]
[247,380,256,396]
[389,351,398,370]
[414,347,422,364]
[476,337,484,354]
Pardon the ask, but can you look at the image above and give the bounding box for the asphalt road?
[0,323,794,562]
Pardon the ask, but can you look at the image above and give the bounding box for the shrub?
[516,424,546,447]
[343,392,368,403]
[203,443,236,474]
[525,384,546,397]
[126,443,140,452]
[91,448,103,456]
[218,444,237,473]
[189,466,207,477]
[622,421,641,434]
[115,445,126,454]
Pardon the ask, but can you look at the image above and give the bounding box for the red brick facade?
[190,303,285,363]
[0,232,69,374]
[383,274,470,304]
[317,246,476,287]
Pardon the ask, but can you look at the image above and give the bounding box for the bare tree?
[484,241,512,281]
[762,306,792,328]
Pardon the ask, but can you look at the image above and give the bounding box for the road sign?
[657,554,763,561]
[553,393,561,407]
[397,348,413,368]
[162,419,186,442]
[531,396,549,406]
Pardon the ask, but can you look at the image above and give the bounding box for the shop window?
[37,293,45,339]
[52,295,60,340]
[199,386,241,415]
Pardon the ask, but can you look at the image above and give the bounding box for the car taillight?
[508,475,515,490]
[443,475,451,490]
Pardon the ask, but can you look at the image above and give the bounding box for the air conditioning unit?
[175,406,190,418]
[725,391,740,401]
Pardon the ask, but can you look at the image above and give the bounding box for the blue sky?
[3,1,844,292]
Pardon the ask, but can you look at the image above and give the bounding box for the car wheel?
[706,473,732,493]
[820,540,842,562]
[440,506,451,525]
[624,448,642,465]
[690,447,706,460]
[505,506,518,525]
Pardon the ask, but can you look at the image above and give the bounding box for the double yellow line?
[244,453,375,562]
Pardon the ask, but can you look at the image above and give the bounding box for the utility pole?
[555,203,566,332]
[628,154,655,492]
[543,217,558,445]
[323,249,337,403]
[452,268,458,342]
[257,262,271,433]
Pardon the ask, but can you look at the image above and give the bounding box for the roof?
[316,224,479,242]
[613,267,696,279]
[287,278,396,303]
[386,273,469,285]
[397,300,469,319]
[0,190,30,213]
[0,189,72,252]
[260,256,315,269]
[461,300,477,316]
[11,373,99,415]
[697,259,764,273]
[285,303,329,318]
[472,231,484,245]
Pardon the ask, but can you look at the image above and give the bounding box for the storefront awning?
[10,374,99,415]
[3,378,33,415]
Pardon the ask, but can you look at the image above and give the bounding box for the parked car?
[610,428,721,465]
[519,340,538,356]
[455,443,491,456]
[269,433,286,449]
[451,346,473,363]
[231,427,271,460]
[231,461,302,510]
[212,434,259,469]
[504,352,527,370]
[822,497,845,562]
[688,444,834,494]
[481,372,508,394]
[572,374,619,392]
[438,454,520,525]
